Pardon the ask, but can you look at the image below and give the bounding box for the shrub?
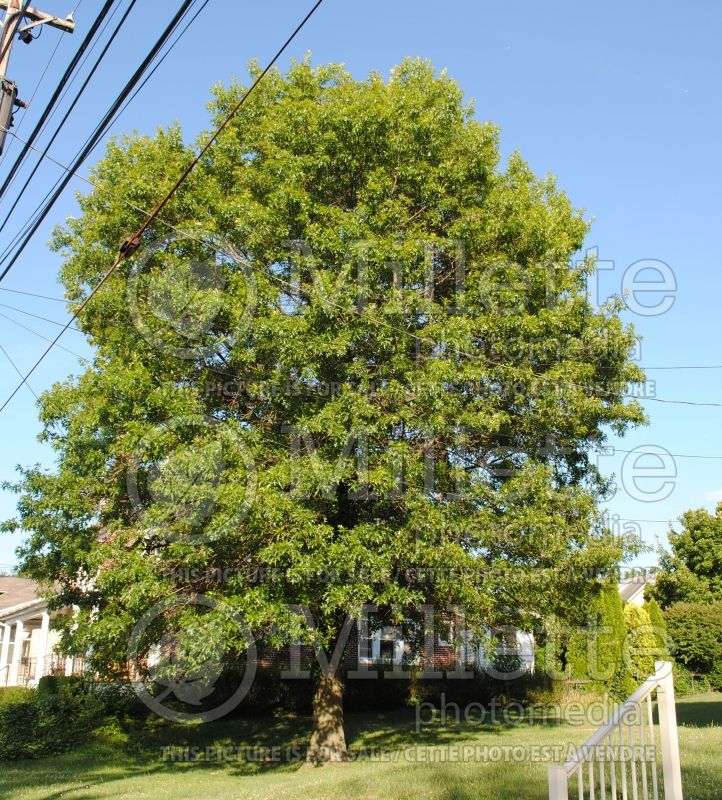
[709,662,722,692]
[567,582,632,698]
[664,601,722,680]
[0,686,32,706]
[642,598,670,656]
[88,681,148,719]
[37,674,86,697]
[623,605,660,683]
[671,663,712,696]
[0,679,104,761]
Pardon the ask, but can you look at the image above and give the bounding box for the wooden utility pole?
[0,0,75,153]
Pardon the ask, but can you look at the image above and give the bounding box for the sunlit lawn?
[2,694,720,800]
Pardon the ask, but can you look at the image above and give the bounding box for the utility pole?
[0,0,75,153]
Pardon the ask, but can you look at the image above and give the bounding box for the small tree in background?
[652,505,722,608]
[566,582,633,698]
[642,598,670,658]
[623,604,659,684]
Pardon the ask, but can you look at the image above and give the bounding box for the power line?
[642,365,722,370]
[0,0,326,413]
[0,0,116,204]
[113,0,212,124]
[0,309,86,359]
[0,1,127,269]
[0,300,80,329]
[0,0,207,269]
[631,396,722,408]
[609,447,722,461]
[0,0,207,283]
[17,0,125,158]
[0,0,136,236]
[0,285,65,301]
[0,340,37,399]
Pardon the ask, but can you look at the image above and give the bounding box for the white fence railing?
[548,660,683,800]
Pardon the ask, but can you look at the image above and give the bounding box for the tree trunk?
[307,672,348,763]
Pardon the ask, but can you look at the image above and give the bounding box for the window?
[438,619,453,646]
[379,639,395,661]
[358,615,373,662]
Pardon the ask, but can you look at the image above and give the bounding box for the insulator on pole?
[0,78,18,155]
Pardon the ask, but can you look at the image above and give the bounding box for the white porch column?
[35,612,50,681]
[0,623,11,687]
[64,656,74,676]
[8,619,24,686]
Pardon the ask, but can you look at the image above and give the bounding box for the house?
[353,615,535,675]
[0,576,83,687]
[1,569,656,688]
[256,611,536,678]
[618,569,657,608]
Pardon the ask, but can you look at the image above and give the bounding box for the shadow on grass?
[0,705,568,799]
[343,707,555,750]
[674,693,722,728]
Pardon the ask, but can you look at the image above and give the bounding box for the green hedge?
[0,683,102,760]
[664,601,722,690]
[0,686,33,706]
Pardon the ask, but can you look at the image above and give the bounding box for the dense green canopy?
[3,58,645,755]
[652,503,722,607]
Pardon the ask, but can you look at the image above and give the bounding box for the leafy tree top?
[652,503,722,608]
[4,58,645,676]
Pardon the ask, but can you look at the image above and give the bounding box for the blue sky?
[1,0,720,569]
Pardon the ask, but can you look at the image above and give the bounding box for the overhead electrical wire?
[0,0,208,272]
[110,0,212,128]
[0,341,37,399]
[0,0,207,282]
[0,300,81,330]
[21,0,126,154]
[0,0,139,236]
[0,0,116,203]
[0,0,211,272]
[0,1,128,268]
[0,0,326,413]
[0,285,65,301]
[0,310,86,359]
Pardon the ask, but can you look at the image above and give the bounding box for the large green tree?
[3,59,645,759]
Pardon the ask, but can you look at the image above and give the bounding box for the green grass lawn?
[2,694,720,800]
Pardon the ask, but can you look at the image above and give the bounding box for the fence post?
[548,766,569,800]
[655,660,683,799]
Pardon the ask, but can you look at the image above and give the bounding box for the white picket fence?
[548,661,683,800]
